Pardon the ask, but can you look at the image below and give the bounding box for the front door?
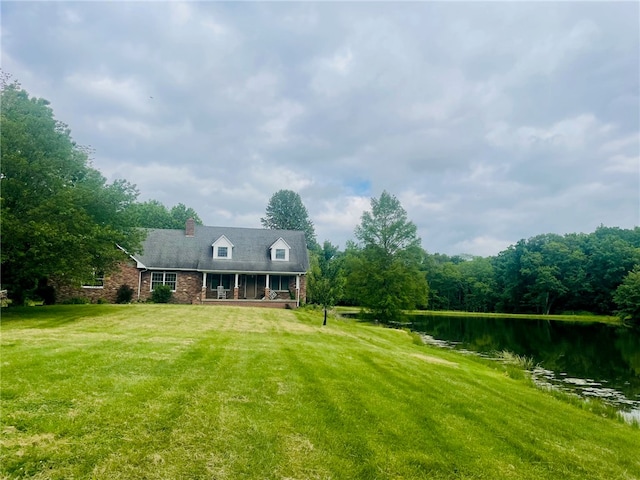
[244,275,256,299]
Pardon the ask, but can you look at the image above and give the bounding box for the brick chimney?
[185,217,195,237]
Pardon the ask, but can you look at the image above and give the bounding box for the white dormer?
[212,235,234,260]
[270,237,291,261]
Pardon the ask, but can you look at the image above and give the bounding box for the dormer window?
[213,235,234,260]
[270,238,291,261]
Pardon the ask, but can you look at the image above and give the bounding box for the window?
[217,246,228,258]
[275,249,286,260]
[270,275,292,291]
[151,272,177,291]
[82,270,104,288]
[209,274,233,290]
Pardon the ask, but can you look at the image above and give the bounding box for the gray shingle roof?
[133,225,310,274]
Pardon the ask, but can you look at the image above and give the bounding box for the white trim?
[150,271,178,292]
[198,269,307,275]
[117,243,147,269]
[269,237,291,262]
[212,235,234,260]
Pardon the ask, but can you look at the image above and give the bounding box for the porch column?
[265,274,270,299]
[296,275,300,307]
[201,272,207,303]
[234,274,239,300]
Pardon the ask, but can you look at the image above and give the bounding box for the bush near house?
[116,284,134,304]
[151,285,173,303]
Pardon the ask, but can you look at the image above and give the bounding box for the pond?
[394,314,640,423]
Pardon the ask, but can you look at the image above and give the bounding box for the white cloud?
[314,195,371,246]
[260,100,305,144]
[65,73,154,115]
[485,114,612,151]
[604,155,639,174]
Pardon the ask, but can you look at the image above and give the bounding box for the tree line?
[2,79,638,326]
[264,191,639,327]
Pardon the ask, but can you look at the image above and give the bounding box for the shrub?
[96,297,109,304]
[61,297,91,305]
[116,284,134,304]
[151,285,173,303]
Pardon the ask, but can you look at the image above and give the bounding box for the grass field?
[1,305,638,479]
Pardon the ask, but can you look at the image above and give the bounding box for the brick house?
[57,219,310,308]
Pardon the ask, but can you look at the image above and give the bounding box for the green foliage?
[0,81,144,304]
[308,241,346,324]
[261,190,317,248]
[308,241,345,307]
[489,227,640,315]
[116,284,134,304]
[614,266,640,327]
[354,190,420,256]
[61,297,91,304]
[151,285,173,303]
[347,191,428,322]
[128,200,203,229]
[347,247,428,322]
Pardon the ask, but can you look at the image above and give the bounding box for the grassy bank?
[1,305,638,479]
[335,306,621,325]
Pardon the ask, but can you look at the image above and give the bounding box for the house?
[57,219,310,308]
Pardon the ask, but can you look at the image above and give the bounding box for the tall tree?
[347,191,428,322]
[1,81,143,304]
[261,190,316,248]
[355,190,421,256]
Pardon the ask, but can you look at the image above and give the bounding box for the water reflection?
[406,315,640,421]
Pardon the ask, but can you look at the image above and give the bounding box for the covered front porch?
[200,272,304,307]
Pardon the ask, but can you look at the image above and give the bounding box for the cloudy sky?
[2,1,638,256]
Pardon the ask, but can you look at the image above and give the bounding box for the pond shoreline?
[418,332,640,425]
[334,307,622,325]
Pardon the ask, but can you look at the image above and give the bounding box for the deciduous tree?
[129,200,202,229]
[614,266,640,327]
[1,81,143,303]
[347,191,428,322]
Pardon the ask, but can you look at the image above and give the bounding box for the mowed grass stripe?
[1,304,639,479]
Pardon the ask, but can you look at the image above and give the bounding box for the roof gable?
[270,237,291,261]
[212,235,234,260]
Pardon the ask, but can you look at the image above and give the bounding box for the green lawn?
[1,305,638,479]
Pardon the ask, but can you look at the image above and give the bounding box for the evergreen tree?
[261,190,317,248]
